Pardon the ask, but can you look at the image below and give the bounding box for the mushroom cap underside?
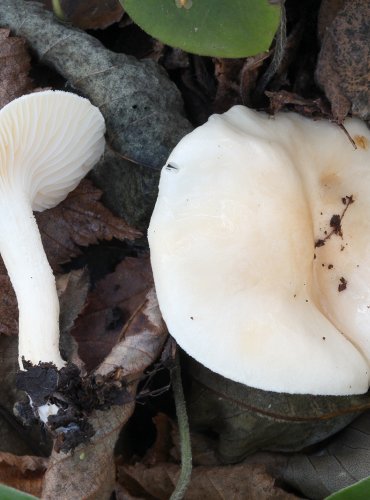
[0,90,105,211]
[148,106,370,396]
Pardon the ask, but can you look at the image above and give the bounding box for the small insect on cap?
[0,90,105,211]
[148,106,370,396]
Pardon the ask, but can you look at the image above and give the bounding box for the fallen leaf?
[118,462,298,500]
[317,0,346,42]
[57,269,90,369]
[0,452,47,498]
[186,357,370,463]
[0,29,33,108]
[72,256,153,371]
[41,289,168,499]
[316,0,370,122]
[37,179,141,271]
[142,413,173,466]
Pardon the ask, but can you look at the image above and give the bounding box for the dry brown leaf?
[42,289,168,500]
[119,462,299,500]
[142,413,219,468]
[72,256,153,371]
[0,29,33,109]
[0,452,47,498]
[316,0,370,122]
[37,179,141,271]
[57,269,90,369]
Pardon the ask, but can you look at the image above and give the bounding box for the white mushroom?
[0,90,105,369]
[148,106,370,396]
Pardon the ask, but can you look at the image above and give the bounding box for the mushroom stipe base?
[16,362,133,453]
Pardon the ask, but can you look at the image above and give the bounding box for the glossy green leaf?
[0,484,38,500]
[121,0,281,57]
[326,477,370,500]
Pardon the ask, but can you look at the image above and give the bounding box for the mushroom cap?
[0,90,105,211]
[148,106,370,396]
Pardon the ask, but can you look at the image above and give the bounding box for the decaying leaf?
[42,289,167,499]
[57,269,90,369]
[72,256,153,371]
[186,357,370,463]
[117,405,296,499]
[0,452,47,498]
[0,29,32,108]
[316,0,370,122]
[37,179,141,271]
[119,462,299,500]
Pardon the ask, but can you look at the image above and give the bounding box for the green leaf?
[326,477,370,500]
[121,0,281,57]
[0,483,38,500]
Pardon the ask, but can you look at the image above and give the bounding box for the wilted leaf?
[186,357,370,463]
[37,179,141,271]
[316,0,370,122]
[42,289,167,499]
[0,453,47,498]
[72,256,153,371]
[122,0,281,58]
[119,462,298,500]
[0,0,192,227]
[0,29,32,108]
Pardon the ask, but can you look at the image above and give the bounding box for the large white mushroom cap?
[148,106,370,396]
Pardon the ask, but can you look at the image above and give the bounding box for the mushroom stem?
[0,189,64,369]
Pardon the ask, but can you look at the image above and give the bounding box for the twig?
[255,0,287,97]
[170,349,192,500]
